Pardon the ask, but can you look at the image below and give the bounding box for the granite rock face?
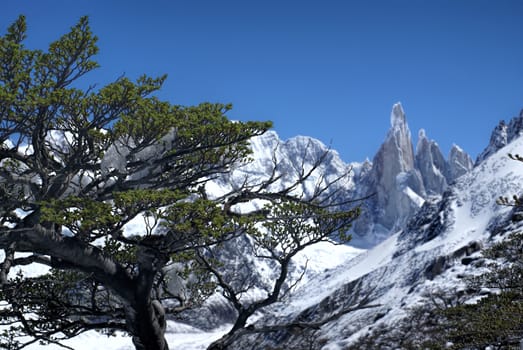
[415,129,448,195]
[367,103,425,232]
[351,103,472,246]
[216,103,473,248]
[448,144,474,181]
[476,109,523,164]
[476,120,508,164]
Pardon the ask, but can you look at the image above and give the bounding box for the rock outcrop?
[352,103,472,246]
[476,109,523,164]
[415,129,448,195]
[217,103,473,249]
[367,103,425,232]
[448,144,474,181]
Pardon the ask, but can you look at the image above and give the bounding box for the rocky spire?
[476,120,508,164]
[476,109,523,164]
[388,102,416,170]
[368,102,425,231]
[415,129,448,195]
[449,144,474,181]
[352,102,473,246]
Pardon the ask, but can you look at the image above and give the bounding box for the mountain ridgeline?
[219,106,523,349]
[242,102,475,247]
[219,102,523,252]
[352,103,474,246]
[10,102,523,349]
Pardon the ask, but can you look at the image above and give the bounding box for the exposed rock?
[352,103,472,246]
[424,256,450,280]
[476,120,508,164]
[448,144,474,181]
[476,109,523,164]
[367,103,425,231]
[461,256,480,265]
[508,109,523,143]
[452,241,482,259]
[415,129,448,195]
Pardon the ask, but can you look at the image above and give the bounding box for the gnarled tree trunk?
[125,244,170,350]
[126,299,168,350]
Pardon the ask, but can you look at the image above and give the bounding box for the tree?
[346,287,457,350]
[348,231,523,350]
[0,16,360,350]
[200,156,358,349]
[441,231,523,349]
[437,154,523,349]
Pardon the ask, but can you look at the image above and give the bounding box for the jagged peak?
[476,118,510,164]
[418,128,427,140]
[415,128,443,165]
[415,128,428,156]
[450,143,463,153]
[390,102,406,129]
[386,102,413,150]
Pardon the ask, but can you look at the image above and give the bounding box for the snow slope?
[227,124,523,350]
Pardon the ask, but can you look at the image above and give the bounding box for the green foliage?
[44,16,99,82]
[0,14,358,350]
[258,200,355,257]
[113,94,172,143]
[168,250,217,307]
[444,291,523,349]
[113,189,185,218]
[441,231,523,349]
[40,189,187,240]
[0,269,124,347]
[41,197,118,236]
[162,198,259,241]
[102,237,138,265]
[0,16,99,139]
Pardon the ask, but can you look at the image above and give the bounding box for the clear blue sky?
[2,0,523,162]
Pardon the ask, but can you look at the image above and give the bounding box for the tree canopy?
[0,16,360,350]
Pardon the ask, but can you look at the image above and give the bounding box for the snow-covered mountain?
[208,129,358,201]
[18,103,523,349]
[351,103,473,247]
[218,102,474,249]
[222,106,523,349]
